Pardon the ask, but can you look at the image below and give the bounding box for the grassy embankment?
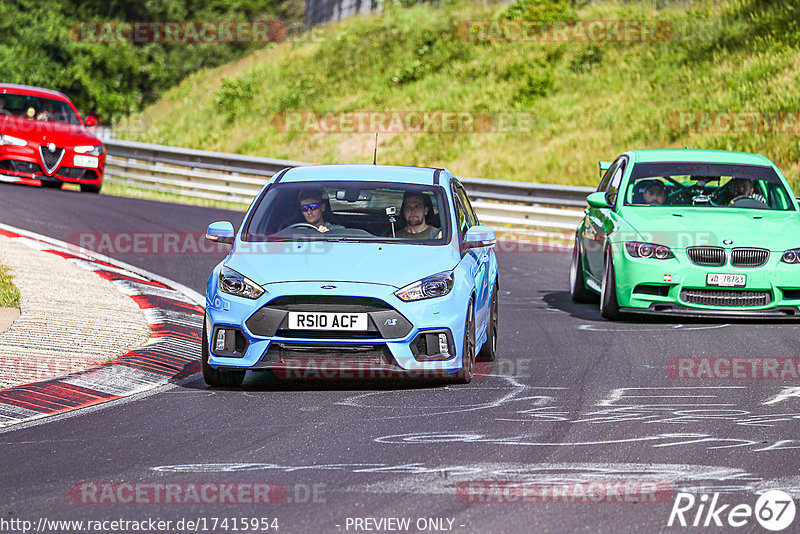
[111,0,800,208]
[0,264,20,309]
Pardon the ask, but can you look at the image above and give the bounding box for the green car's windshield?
[625,163,796,211]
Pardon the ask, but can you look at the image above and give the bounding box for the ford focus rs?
[202,164,499,387]
[570,148,800,319]
[0,83,105,193]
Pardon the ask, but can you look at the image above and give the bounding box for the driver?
[396,191,440,239]
[633,179,667,206]
[297,189,343,233]
[728,178,766,204]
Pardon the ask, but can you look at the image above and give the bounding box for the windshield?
[0,93,81,125]
[242,181,449,243]
[624,163,795,210]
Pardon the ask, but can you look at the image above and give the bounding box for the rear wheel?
[80,183,101,194]
[478,285,498,362]
[600,248,623,320]
[202,319,246,387]
[569,235,596,303]
[451,300,475,383]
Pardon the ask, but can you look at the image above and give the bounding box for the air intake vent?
[681,289,771,307]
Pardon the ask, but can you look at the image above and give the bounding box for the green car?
[570,148,800,319]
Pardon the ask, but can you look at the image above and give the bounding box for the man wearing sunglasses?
[297,189,344,233]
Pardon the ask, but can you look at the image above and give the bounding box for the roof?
[0,84,70,101]
[627,148,773,166]
[279,164,447,185]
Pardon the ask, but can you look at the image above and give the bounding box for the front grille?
[38,146,65,174]
[260,343,394,365]
[681,288,772,307]
[266,295,392,312]
[730,248,769,267]
[56,166,97,180]
[687,247,726,266]
[0,160,42,174]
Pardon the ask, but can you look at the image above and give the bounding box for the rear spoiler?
[599,161,612,177]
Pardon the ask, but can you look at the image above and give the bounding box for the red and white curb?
[0,223,205,427]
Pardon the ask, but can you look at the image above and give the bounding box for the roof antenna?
[373,132,378,165]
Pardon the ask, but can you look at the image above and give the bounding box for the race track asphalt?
[1,183,798,533]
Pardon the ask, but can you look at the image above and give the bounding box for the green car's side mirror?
[586,191,611,208]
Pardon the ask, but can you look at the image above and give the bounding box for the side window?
[607,160,625,197]
[454,184,478,227]
[597,160,619,192]
[452,190,469,238]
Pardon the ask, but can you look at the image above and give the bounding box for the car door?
[584,157,625,279]
[453,182,490,329]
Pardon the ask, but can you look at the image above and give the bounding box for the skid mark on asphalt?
[578,323,732,332]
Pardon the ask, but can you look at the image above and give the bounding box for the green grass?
[0,264,20,309]
[120,0,800,191]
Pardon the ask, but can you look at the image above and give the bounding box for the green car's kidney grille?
[730,248,769,267]
[687,247,726,266]
[681,289,772,307]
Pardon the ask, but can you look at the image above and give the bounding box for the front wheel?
[569,235,596,303]
[202,319,246,387]
[80,183,101,194]
[478,285,498,362]
[451,300,475,384]
[600,248,623,320]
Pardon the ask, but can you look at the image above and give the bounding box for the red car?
[0,83,105,193]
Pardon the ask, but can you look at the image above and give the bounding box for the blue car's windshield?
[242,181,449,243]
[624,163,796,211]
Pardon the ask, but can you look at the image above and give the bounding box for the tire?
[451,300,476,384]
[478,285,498,362]
[80,183,101,194]
[600,248,623,320]
[202,320,246,388]
[41,181,61,189]
[569,235,596,303]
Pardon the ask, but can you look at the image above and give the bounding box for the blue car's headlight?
[625,242,674,260]
[782,248,800,264]
[218,267,264,299]
[395,271,454,302]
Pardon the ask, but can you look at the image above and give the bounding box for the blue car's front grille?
[246,295,413,339]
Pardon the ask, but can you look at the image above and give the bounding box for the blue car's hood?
[621,208,800,250]
[225,241,459,289]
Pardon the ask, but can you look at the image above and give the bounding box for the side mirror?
[463,225,496,249]
[586,191,611,209]
[599,161,612,177]
[84,116,98,127]
[206,221,235,244]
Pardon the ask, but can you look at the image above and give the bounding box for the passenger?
[297,189,343,233]
[396,191,440,238]
[0,96,9,116]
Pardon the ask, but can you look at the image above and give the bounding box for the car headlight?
[625,241,674,259]
[74,144,104,156]
[218,267,264,299]
[782,248,800,264]
[0,134,27,147]
[395,271,454,302]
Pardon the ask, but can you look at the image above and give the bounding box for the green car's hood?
[620,208,800,251]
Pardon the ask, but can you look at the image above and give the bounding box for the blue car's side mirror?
[206,221,235,244]
[463,225,496,249]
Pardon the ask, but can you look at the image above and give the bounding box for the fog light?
[215,329,227,352]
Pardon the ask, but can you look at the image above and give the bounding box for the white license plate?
[707,273,746,287]
[287,312,368,331]
[73,155,99,168]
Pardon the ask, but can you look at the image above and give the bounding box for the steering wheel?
[284,222,322,231]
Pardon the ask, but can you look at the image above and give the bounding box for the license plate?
[706,273,746,287]
[73,155,98,168]
[287,312,368,331]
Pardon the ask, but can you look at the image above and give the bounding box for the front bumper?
[613,247,800,317]
[0,146,104,186]
[205,280,470,377]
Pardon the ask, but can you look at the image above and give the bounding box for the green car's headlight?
[395,271,454,302]
[782,249,800,264]
[218,267,264,299]
[625,242,674,260]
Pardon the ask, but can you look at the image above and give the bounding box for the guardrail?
[103,138,589,233]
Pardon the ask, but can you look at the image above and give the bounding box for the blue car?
[202,164,499,387]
